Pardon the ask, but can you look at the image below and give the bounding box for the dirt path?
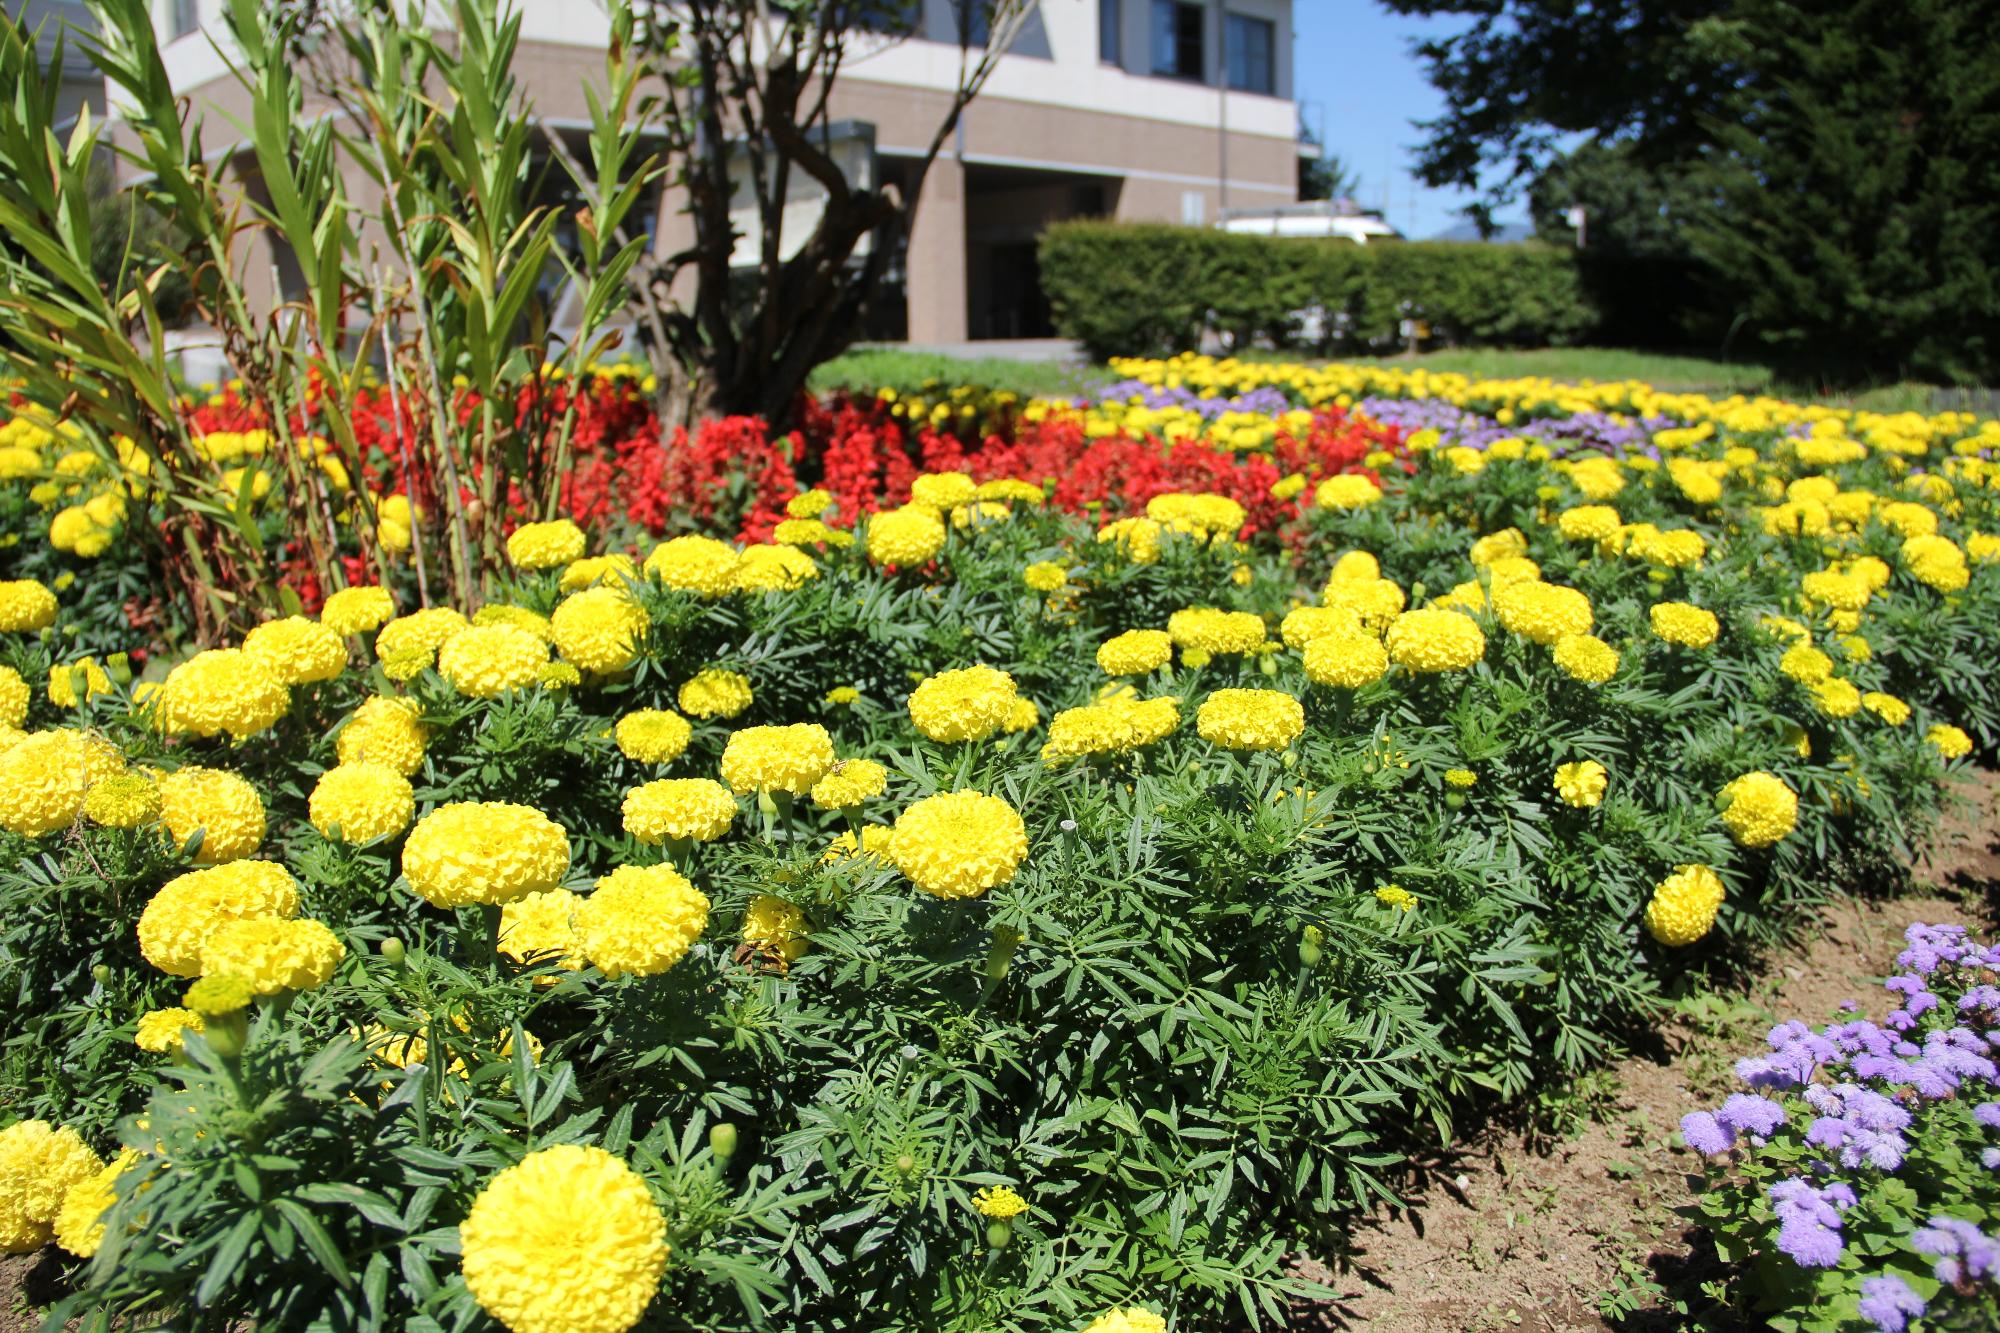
[1298,772,2000,1332]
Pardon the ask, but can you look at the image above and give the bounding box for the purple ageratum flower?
[1974,1102,2000,1130]
[1680,1111,1734,1157]
[1829,1020,1898,1060]
[1718,1093,1788,1142]
[1838,1085,1913,1135]
[1898,923,1972,976]
[1839,999,1860,1013]
[1983,1147,2000,1170]
[1769,1178,1856,1268]
[1804,1084,1846,1116]
[1960,985,2000,1016]
[1805,1115,1908,1172]
[1912,1216,2000,1284]
[1857,1275,1927,1333]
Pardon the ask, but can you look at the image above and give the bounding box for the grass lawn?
[807,348,1102,400]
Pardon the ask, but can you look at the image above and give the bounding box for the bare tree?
[627,0,1039,426]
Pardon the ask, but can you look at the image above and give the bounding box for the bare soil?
[1296,770,2000,1331]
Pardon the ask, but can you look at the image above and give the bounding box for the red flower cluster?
[179,378,1399,549]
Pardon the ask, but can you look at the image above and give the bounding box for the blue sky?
[1292,4,1525,239]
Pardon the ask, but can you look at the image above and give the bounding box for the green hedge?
[1038,221,1597,361]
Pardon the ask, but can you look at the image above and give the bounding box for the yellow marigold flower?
[320,585,396,636]
[1271,472,1308,501]
[84,771,160,828]
[1196,688,1304,751]
[1469,528,1528,566]
[47,656,112,708]
[1166,607,1266,655]
[152,648,291,740]
[1551,633,1620,684]
[158,766,266,863]
[1553,760,1608,808]
[867,504,947,567]
[1081,1308,1167,1333]
[337,696,428,776]
[1649,602,1720,649]
[773,517,842,547]
[1643,864,1726,947]
[1718,771,1798,847]
[972,1186,1029,1219]
[0,1121,100,1254]
[1568,456,1626,499]
[0,729,122,835]
[1878,500,1938,538]
[622,778,738,844]
[0,578,58,631]
[908,665,1018,743]
[733,543,819,593]
[309,763,415,843]
[1279,604,1364,650]
[1556,504,1621,542]
[742,893,809,962]
[539,661,581,689]
[678,667,754,720]
[1494,581,1593,645]
[786,488,834,518]
[1384,608,1486,673]
[183,974,255,1017]
[1860,692,1910,726]
[1315,474,1382,510]
[1322,576,1406,630]
[1629,526,1706,568]
[811,758,888,810]
[136,860,299,977]
[1968,532,2000,563]
[134,1007,204,1054]
[0,665,26,728]
[1097,629,1173,675]
[375,607,469,667]
[199,917,345,995]
[824,685,861,706]
[615,710,692,765]
[1810,676,1862,719]
[1901,533,1968,592]
[720,723,837,796]
[1800,570,1870,613]
[978,478,1045,506]
[1004,696,1041,733]
[1023,561,1067,593]
[1375,884,1418,912]
[560,552,638,591]
[1667,458,1725,504]
[475,605,555,642]
[578,864,710,979]
[1096,516,1163,564]
[53,1150,138,1259]
[1303,633,1388,688]
[1444,768,1477,789]
[459,1145,668,1333]
[243,616,347,685]
[499,888,587,973]
[507,519,587,570]
[1040,696,1179,762]
[644,534,741,597]
[1780,643,1834,684]
[1927,724,1973,760]
[437,624,549,698]
[402,803,571,908]
[551,587,648,674]
[892,790,1028,900]
[1484,556,1542,590]
[911,471,978,510]
[951,500,1012,529]
[1147,491,1246,539]
[822,825,897,864]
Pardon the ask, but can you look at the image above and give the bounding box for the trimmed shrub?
[1038,221,1595,360]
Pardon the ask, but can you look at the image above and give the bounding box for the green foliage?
[1688,0,2000,385]
[1036,222,1595,361]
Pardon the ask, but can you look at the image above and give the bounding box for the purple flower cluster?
[1912,1215,2000,1284]
[1679,923,2000,1331]
[1093,381,1295,419]
[1345,395,1675,460]
[1769,1177,1857,1267]
[1857,1275,1926,1333]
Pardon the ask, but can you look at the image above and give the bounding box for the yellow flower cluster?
[1553,760,1608,809]
[1383,608,1486,673]
[1718,772,1799,848]
[678,667,754,719]
[623,778,739,844]
[1648,602,1720,649]
[645,534,741,597]
[811,758,888,810]
[551,587,647,674]
[720,723,837,795]
[437,624,549,697]
[908,665,1019,743]
[1096,629,1173,676]
[0,1120,102,1254]
[614,709,692,765]
[151,649,291,740]
[507,518,587,570]
[158,766,267,863]
[1195,688,1304,751]
[199,917,345,994]
[1041,695,1180,762]
[1494,582,1593,646]
[309,763,416,843]
[867,504,947,567]
[137,859,300,977]
[577,864,710,979]
[338,696,428,775]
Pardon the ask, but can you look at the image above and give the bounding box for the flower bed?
[0,357,1995,1331]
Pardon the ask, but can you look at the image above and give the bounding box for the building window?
[1226,14,1275,94]
[853,0,921,36]
[1150,0,1204,81]
[1100,0,1120,64]
[167,0,199,39]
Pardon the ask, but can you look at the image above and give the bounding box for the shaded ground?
[1297,771,2000,1331]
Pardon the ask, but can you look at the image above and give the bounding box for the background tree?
[1297,120,1360,203]
[1686,0,2000,383]
[624,0,1040,426]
